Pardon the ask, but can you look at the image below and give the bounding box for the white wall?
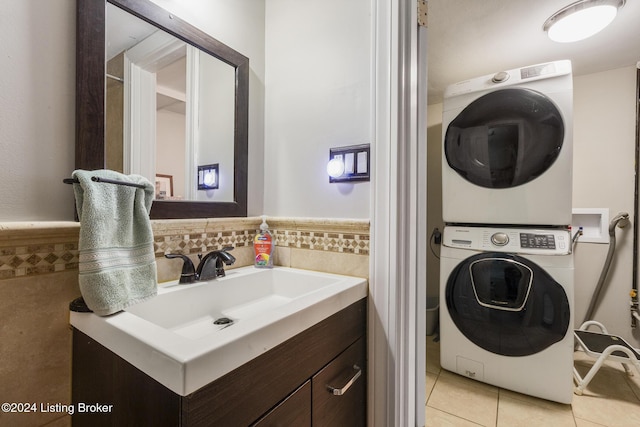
[426,103,443,300]
[263,0,371,218]
[196,53,235,202]
[156,109,186,198]
[0,0,76,220]
[572,66,638,345]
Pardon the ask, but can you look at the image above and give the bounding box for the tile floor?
[426,335,640,426]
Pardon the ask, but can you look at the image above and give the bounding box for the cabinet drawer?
[312,336,366,427]
[252,380,311,427]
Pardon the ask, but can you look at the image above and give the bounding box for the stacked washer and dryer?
[439,60,575,404]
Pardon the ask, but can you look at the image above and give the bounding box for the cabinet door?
[252,380,311,427]
[312,337,366,427]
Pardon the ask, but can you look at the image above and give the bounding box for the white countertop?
[70,266,367,396]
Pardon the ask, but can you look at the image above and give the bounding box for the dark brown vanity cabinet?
[312,336,367,426]
[252,336,366,427]
[252,381,312,426]
[72,298,367,426]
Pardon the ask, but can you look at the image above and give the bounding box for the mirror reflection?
[105,3,235,202]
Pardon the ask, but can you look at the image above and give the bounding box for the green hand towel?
[72,169,157,316]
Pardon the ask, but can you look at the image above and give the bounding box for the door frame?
[370,0,426,425]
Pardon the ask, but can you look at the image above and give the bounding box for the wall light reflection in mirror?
[198,164,219,190]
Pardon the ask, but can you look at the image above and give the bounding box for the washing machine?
[442,60,573,226]
[439,225,574,404]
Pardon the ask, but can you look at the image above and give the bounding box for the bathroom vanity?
[70,267,368,426]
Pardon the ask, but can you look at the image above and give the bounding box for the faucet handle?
[217,247,236,265]
[196,247,232,261]
[215,248,235,278]
[165,253,197,284]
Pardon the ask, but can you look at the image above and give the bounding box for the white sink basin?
[125,268,347,339]
[70,266,367,396]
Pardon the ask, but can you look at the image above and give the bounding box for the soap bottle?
[254,215,274,268]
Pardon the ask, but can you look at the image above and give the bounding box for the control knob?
[491,71,510,83]
[491,232,509,246]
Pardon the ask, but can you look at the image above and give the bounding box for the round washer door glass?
[445,88,564,189]
[446,252,570,357]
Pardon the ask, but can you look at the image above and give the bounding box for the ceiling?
[107,4,157,61]
[109,1,639,106]
[107,4,187,114]
[427,0,640,104]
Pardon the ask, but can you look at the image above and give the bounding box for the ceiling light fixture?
[543,0,625,43]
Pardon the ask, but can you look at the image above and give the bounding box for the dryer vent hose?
[583,212,630,324]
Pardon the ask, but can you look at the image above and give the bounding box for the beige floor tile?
[497,393,575,427]
[427,370,439,403]
[574,418,607,427]
[427,336,441,374]
[572,395,640,427]
[426,405,484,427]
[576,347,640,400]
[499,387,573,410]
[623,363,640,400]
[572,360,640,427]
[428,370,498,427]
[425,341,640,427]
[574,349,634,374]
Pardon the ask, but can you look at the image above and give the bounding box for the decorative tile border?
[0,243,79,279]
[0,222,80,279]
[154,229,255,255]
[273,230,369,255]
[152,218,258,256]
[269,217,370,255]
[151,217,370,256]
[0,217,370,280]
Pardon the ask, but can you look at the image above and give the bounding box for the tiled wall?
[0,217,369,427]
[0,222,80,279]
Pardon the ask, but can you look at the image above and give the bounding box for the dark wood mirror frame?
[76,0,248,218]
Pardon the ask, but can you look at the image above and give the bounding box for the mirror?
[76,0,248,218]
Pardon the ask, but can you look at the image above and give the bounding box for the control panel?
[443,226,571,255]
[443,60,572,99]
[520,233,556,249]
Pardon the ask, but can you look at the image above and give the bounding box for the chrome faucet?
[196,247,236,280]
[165,247,236,284]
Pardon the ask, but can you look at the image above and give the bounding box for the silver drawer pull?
[327,365,362,396]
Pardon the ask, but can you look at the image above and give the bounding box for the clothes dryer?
[439,225,574,403]
[442,60,573,226]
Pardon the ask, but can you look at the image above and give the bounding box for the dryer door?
[446,252,570,357]
[444,88,564,189]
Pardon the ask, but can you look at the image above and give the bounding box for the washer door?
[445,88,564,189]
[446,252,570,357]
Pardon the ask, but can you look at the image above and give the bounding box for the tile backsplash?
[0,217,370,281]
[0,222,80,279]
